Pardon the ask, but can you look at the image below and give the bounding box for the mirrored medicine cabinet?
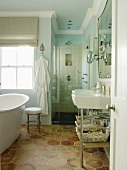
[98,0,112,78]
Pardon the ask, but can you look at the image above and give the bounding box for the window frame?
[0,47,35,89]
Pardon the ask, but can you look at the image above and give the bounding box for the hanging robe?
[34,56,50,115]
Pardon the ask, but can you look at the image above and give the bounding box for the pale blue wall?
[36,18,52,125]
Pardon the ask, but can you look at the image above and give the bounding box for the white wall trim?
[51,12,59,34]
[80,8,93,33]
[92,0,102,16]
[80,0,102,32]
[0,0,106,35]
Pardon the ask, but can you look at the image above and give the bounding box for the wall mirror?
[98,0,112,78]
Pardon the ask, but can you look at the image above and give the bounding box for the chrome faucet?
[96,87,102,92]
[102,85,105,94]
[96,87,102,90]
[96,85,105,94]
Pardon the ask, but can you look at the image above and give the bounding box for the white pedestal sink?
[72,89,111,168]
[72,89,111,109]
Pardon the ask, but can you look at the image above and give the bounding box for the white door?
[110,0,127,169]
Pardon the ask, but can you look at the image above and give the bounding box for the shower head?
[65,40,72,45]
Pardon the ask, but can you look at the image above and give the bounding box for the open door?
[110,0,127,169]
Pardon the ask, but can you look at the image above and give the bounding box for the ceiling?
[0,0,94,31]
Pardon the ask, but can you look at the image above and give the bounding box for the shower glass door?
[52,45,82,124]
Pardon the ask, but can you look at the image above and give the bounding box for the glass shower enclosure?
[52,45,82,124]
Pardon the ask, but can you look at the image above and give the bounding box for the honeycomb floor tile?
[1,125,109,170]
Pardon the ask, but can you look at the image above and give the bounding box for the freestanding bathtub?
[0,93,29,154]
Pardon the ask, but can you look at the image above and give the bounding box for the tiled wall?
[99,59,111,79]
[52,45,82,113]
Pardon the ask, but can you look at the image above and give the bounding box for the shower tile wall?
[52,45,82,113]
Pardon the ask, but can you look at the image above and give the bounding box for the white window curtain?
[0,17,38,46]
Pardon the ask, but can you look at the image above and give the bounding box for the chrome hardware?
[83,73,88,76]
[102,85,105,95]
[96,87,103,93]
[67,75,71,81]
[106,104,115,111]
[96,85,105,94]
[96,87,102,90]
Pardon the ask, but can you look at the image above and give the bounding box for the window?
[0,47,34,89]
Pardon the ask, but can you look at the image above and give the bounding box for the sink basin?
[72,89,94,94]
[71,89,111,109]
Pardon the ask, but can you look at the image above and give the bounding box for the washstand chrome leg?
[80,108,84,168]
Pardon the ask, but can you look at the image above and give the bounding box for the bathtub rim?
[0,93,29,112]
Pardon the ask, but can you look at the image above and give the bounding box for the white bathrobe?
[34,56,50,115]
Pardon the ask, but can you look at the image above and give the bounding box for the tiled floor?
[1,125,109,170]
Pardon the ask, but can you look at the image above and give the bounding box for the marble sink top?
[71,89,111,109]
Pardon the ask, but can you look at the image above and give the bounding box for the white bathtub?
[0,93,29,154]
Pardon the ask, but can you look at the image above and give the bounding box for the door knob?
[106,104,115,111]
